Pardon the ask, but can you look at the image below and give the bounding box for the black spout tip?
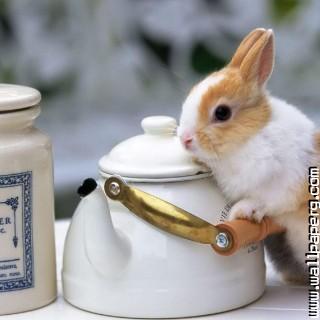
[77,178,97,197]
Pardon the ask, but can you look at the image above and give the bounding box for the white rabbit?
[178,28,319,284]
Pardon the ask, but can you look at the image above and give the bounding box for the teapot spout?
[64,181,131,278]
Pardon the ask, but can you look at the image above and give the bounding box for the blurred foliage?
[191,43,226,74]
[1,0,319,98]
[139,32,227,75]
[44,1,68,30]
[270,0,304,23]
[0,0,14,40]
[139,31,171,66]
[36,74,76,99]
[0,0,15,83]
[0,65,14,83]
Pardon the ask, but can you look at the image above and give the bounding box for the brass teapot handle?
[104,176,285,255]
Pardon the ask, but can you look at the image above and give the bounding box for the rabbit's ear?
[229,28,266,68]
[239,29,275,86]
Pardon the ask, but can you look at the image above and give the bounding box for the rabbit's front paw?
[229,199,265,223]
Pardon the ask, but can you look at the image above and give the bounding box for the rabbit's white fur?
[179,28,317,283]
[207,96,315,215]
[180,74,225,131]
[179,92,315,216]
[181,95,314,266]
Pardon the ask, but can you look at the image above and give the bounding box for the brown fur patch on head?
[195,68,271,157]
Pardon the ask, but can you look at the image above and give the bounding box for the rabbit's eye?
[214,105,232,122]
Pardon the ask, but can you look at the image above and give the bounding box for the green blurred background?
[0,0,319,218]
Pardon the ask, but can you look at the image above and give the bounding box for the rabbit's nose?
[184,137,193,149]
[181,133,194,149]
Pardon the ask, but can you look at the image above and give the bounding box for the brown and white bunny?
[178,28,319,284]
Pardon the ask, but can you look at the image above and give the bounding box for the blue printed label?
[0,172,33,292]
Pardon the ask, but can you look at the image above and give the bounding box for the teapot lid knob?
[141,116,177,135]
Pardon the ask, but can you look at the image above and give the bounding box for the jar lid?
[0,84,41,112]
[99,116,211,181]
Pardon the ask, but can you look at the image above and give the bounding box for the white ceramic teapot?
[62,116,268,318]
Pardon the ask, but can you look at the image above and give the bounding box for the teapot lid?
[99,116,211,181]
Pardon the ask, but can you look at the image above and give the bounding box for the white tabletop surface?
[2,220,309,320]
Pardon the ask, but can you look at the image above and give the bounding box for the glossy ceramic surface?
[0,85,56,315]
[0,84,41,111]
[63,116,266,318]
[99,116,209,179]
[63,177,265,317]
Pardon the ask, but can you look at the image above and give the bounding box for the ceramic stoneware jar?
[0,84,56,315]
[63,116,265,318]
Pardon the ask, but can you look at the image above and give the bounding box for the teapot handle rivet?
[215,232,230,249]
[109,181,121,196]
